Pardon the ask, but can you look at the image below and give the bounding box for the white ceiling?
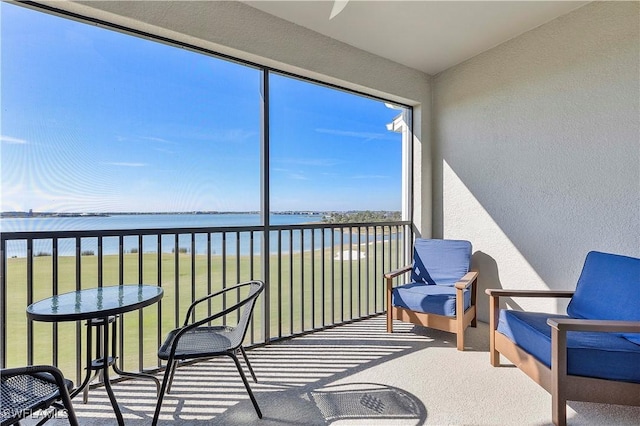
[244,1,590,75]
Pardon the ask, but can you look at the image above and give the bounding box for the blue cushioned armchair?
[386,239,478,351]
[486,251,640,426]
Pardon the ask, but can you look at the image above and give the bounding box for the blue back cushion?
[567,251,640,345]
[410,239,471,286]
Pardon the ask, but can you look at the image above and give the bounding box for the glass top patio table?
[25,284,164,425]
[26,284,163,322]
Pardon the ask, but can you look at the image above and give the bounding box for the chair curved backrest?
[217,280,264,351]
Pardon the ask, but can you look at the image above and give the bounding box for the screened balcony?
[2,0,639,424]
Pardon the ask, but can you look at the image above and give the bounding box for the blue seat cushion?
[392,282,471,317]
[497,310,640,383]
[566,251,640,344]
[410,239,471,286]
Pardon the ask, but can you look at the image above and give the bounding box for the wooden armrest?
[487,288,574,345]
[384,265,412,280]
[547,318,640,333]
[454,271,478,289]
[485,289,574,298]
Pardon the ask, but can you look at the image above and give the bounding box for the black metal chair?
[1,365,78,426]
[152,280,264,425]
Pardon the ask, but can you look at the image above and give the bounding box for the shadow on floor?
[41,316,640,425]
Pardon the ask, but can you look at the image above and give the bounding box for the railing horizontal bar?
[1,220,411,241]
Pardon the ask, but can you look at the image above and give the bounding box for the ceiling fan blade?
[330,0,349,20]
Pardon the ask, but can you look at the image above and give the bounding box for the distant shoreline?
[0,211,325,219]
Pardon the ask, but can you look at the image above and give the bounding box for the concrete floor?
[36,316,640,425]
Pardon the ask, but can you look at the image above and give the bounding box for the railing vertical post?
[138,234,144,372]
[118,236,124,285]
[289,230,293,335]
[321,228,325,327]
[27,239,33,365]
[311,228,315,330]
[395,225,400,271]
[374,225,378,312]
[365,227,370,315]
[235,232,241,324]
[331,228,335,325]
[75,237,82,382]
[173,234,179,328]
[222,232,227,326]
[249,231,255,343]
[340,226,344,322]
[191,233,196,323]
[348,226,353,321]
[138,235,143,284]
[207,233,212,318]
[52,238,59,366]
[381,226,385,313]
[157,234,163,368]
[98,237,103,288]
[118,235,125,371]
[1,239,6,368]
[300,229,304,332]
[277,230,282,339]
[357,227,362,318]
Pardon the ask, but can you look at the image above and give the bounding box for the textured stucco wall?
[432,1,640,321]
[33,0,432,236]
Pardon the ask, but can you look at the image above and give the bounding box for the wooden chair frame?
[386,265,478,350]
[487,289,640,426]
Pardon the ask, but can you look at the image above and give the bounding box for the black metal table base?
[69,316,160,425]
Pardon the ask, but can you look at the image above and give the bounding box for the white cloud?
[117,135,175,145]
[289,173,308,180]
[154,147,175,155]
[274,157,340,167]
[141,136,172,144]
[1,135,28,144]
[315,128,391,141]
[102,162,147,167]
[352,175,389,179]
[272,168,308,180]
[208,129,257,143]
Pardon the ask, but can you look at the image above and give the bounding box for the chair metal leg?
[239,347,258,383]
[59,381,79,426]
[35,377,79,426]
[166,360,179,394]
[229,353,262,418]
[152,358,175,426]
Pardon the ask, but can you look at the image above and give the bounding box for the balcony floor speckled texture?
[34,316,640,425]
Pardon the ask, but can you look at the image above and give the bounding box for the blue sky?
[1,2,405,213]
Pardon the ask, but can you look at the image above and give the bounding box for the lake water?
[0,213,320,233]
[1,213,395,258]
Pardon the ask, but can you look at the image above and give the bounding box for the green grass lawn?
[4,239,406,382]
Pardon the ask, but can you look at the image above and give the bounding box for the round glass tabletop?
[26,285,164,322]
